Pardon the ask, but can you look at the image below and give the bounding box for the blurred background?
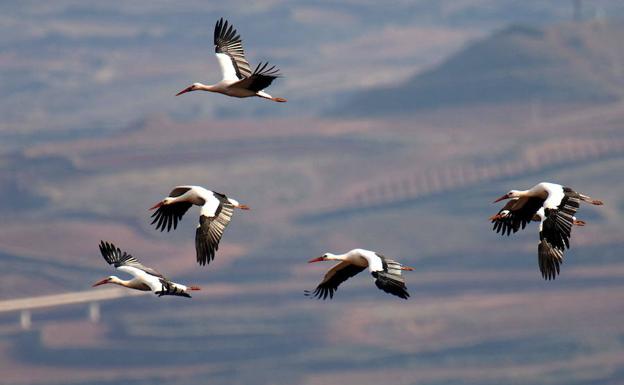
[1,1,624,384]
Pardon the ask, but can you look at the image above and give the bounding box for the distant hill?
[338,21,624,116]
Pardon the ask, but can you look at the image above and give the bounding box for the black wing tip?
[195,241,216,266]
[150,206,183,233]
[304,287,334,300]
[538,241,563,281]
[373,272,411,300]
[155,291,192,298]
[253,61,283,77]
[99,240,114,249]
[196,256,214,266]
[98,240,122,264]
[214,17,241,46]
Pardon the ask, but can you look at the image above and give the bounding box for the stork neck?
[196,83,217,92]
[326,253,347,261]
[109,276,132,288]
[511,189,532,198]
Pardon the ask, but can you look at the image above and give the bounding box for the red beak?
[493,194,509,203]
[149,201,164,210]
[92,278,109,287]
[176,86,193,96]
[308,257,325,263]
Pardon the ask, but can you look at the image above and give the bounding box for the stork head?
[92,276,117,287]
[176,83,201,96]
[149,197,173,210]
[308,253,334,263]
[493,190,522,203]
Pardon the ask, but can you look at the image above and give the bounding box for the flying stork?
[305,249,414,300]
[176,18,287,102]
[149,185,249,266]
[92,241,200,298]
[491,182,603,280]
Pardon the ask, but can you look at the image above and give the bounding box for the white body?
[117,266,188,293]
[166,185,240,216]
[324,249,384,273]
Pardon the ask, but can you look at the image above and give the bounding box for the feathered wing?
[195,194,234,266]
[231,62,281,91]
[538,239,564,280]
[541,189,580,251]
[150,187,197,232]
[214,18,252,81]
[98,241,163,278]
[372,256,410,299]
[155,279,192,298]
[305,261,366,300]
[151,201,193,232]
[492,197,545,236]
[372,271,410,299]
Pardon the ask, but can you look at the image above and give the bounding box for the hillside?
[339,21,624,116]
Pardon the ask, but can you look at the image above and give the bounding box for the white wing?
[216,53,241,83]
[213,18,252,82]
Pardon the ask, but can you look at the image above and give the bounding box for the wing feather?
[305,261,366,300]
[231,61,282,91]
[195,197,234,266]
[151,201,193,232]
[372,254,410,299]
[98,241,163,278]
[214,18,252,80]
[492,197,544,236]
[538,239,564,280]
[541,190,580,250]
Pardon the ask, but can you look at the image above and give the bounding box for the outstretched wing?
[214,18,252,81]
[372,255,410,299]
[150,186,200,232]
[231,62,281,92]
[98,241,163,278]
[151,201,193,232]
[195,194,234,266]
[155,279,191,298]
[372,271,410,299]
[541,191,580,250]
[305,261,366,300]
[538,239,564,280]
[492,197,544,236]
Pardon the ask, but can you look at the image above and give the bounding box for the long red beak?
[493,194,509,203]
[149,201,164,210]
[92,279,109,287]
[176,86,193,96]
[308,257,325,263]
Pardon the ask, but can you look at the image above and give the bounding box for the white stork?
[176,18,286,102]
[92,241,200,298]
[491,182,603,280]
[305,249,414,300]
[149,185,249,266]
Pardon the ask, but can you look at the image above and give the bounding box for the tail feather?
[579,193,603,206]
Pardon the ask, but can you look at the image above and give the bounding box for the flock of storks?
[91,18,604,300]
